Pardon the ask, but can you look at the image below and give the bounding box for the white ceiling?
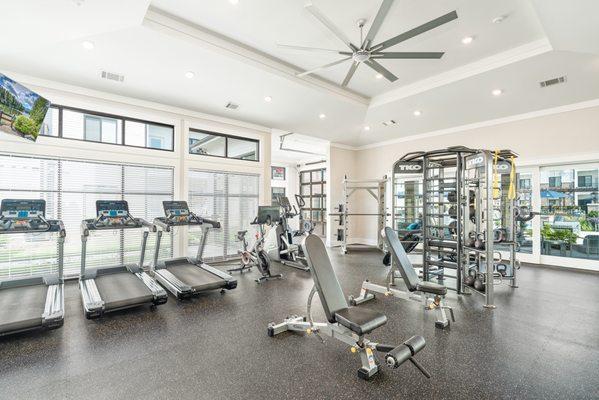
[1,0,598,148]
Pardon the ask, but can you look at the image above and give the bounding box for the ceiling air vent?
[382,120,397,126]
[101,70,125,83]
[225,102,239,110]
[540,76,566,88]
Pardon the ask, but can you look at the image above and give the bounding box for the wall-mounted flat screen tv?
[0,73,50,141]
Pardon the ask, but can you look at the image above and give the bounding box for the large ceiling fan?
[279,1,458,87]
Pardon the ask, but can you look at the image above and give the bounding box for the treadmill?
[79,200,167,319]
[152,200,237,299]
[0,199,65,336]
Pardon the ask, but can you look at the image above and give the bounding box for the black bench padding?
[334,307,387,335]
[416,281,447,296]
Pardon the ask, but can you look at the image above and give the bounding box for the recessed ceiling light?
[82,41,94,50]
[492,89,503,96]
[492,15,507,24]
[185,71,195,79]
[229,0,239,4]
[264,96,272,102]
[319,113,326,119]
[364,126,370,131]
[413,110,422,117]
[461,36,474,45]
[375,73,383,79]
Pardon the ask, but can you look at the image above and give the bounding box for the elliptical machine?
[264,196,310,271]
[228,206,283,283]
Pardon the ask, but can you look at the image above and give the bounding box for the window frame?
[299,167,327,235]
[188,128,260,162]
[41,104,175,152]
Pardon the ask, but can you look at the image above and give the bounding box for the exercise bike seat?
[416,281,447,296]
[237,230,247,236]
[334,307,387,335]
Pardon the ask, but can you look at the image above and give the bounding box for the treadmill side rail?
[42,283,64,329]
[137,272,168,304]
[155,269,192,296]
[80,279,105,318]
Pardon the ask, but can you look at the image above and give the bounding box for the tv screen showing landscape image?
[0,73,50,141]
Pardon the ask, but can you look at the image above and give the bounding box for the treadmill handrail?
[0,216,65,235]
[82,216,154,236]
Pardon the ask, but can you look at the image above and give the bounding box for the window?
[548,176,562,188]
[519,178,531,190]
[299,168,326,236]
[189,129,259,161]
[272,187,285,206]
[188,169,259,260]
[40,105,174,151]
[578,175,593,188]
[0,154,174,278]
[540,164,599,261]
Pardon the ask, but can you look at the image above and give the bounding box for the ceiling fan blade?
[362,0,395,49]
[371,51,444,59]
[370,10,458,52]
[277,44,345,54]
[296,57,352,77]
[364,59,398,82]
[304,2,357,51]
[341,61,360,87]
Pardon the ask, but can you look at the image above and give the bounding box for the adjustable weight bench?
[268,234,430,380]
[350,226,455,329]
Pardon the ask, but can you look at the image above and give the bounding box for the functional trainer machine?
[152,200,237,299]
[330,176,389,254]
[79,200,167,319]
[264,196,310,271]
[227,206,283,283]
[0,199,65,336]
[350,227,455,329]
[392,147,525,308]
[268,234,430,380]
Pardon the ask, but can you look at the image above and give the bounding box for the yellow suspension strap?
[508,156,517,200]
[492,150,500,199]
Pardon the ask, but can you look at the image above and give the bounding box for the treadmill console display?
[163,201,198,224]
[0,199,49,232]
[94,200,137,228]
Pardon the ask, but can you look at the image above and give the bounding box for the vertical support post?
[484,151,496,308]
[422,155,429,282]
[139,230,149,268]
[153,229,163,269]
[456,153,463,294]
[58,235,65,282]
[197,226,210,263]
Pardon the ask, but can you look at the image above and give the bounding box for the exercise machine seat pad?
[384,226,420,291]
[334,307,387,335]
[303,234,348,323]
[0,285,46,333]
[95,272,154,310]
[416,281,447,296]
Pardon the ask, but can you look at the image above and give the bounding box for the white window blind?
[188,169,259,261]
[0,154,174,278]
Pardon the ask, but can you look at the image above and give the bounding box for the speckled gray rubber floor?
[0,249,597,400]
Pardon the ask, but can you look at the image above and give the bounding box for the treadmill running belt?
[167,262,227,292]
[94,272,154,310]
[0,285,46,334]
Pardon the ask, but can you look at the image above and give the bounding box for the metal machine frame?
[392,147,520,309]
[79,200,167,319]
[331,176,388,254]
[0,199,65,336]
